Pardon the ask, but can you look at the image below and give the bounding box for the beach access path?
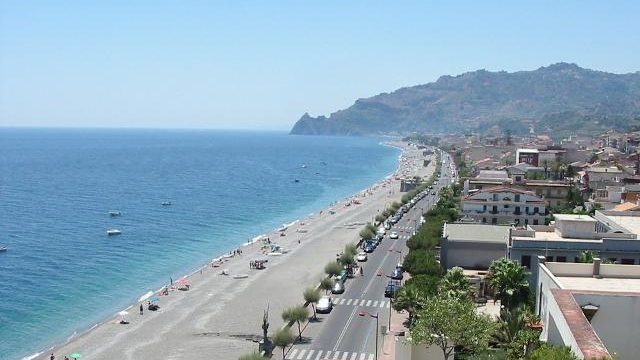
[37,142,431,360]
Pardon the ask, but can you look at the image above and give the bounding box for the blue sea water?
[0,128,399,360]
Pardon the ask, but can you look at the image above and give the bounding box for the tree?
[440,266,471,299]
[506,328,541,360]
[487,258,530,310]
[303,287,321,320]
[338,252,355,267]
[411,295,495,359]
[324,261,342,278]
[404,274,441,298]
[272,327,294,359]
[359,227,375,240]
[319,277,334,294]
[526,344,580,360]
[238,352,265,360]
[282,306,309,340]
[577,250,598,263]
[392,285,425,321]
[344,243,358,256]
[402,250,442,277]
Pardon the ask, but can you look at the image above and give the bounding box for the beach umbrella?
[69,353,81,359]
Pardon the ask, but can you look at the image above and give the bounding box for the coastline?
[26,140,430,360]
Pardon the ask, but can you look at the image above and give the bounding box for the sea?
[0,128,400,360]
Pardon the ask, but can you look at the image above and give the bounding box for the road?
[284,149,456,360]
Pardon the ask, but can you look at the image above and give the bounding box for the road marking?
[332,351,340,359]
[346,299,353,305]
[306,350,315,360]
[337,298,345,305]
[297,349,306,359]
[365,300,372,306]
[359,299,366,306]
[379,301,385,308]
[314,350,323,360]
[359,354,366,360]
[290,349,298,359]
[386,302,390,308]
[372,300,378,307]
[368,354,374,360]
[341,352,349,360]
[350,353,357,360]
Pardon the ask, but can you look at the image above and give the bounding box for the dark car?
[364,245,374,253]
[384,280,402,298]
[391,267,404,280]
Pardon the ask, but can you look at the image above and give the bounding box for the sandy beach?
[31,141,434,360]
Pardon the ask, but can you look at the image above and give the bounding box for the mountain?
[290,63,640,136]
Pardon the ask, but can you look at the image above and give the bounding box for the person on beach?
[140,304,143,315]
[50,353,55,360]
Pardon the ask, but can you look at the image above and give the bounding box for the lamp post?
[358,310,379,360]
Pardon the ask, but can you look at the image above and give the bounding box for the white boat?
[0,245,7,252]
[106,229,122,236]
[109,210,121,217]
[162,201,172,206]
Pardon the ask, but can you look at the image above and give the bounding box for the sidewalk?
[379,306,408,360]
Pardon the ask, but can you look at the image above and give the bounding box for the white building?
[440,223,510,270]
[461,187,547,225]
[536,259,640,359]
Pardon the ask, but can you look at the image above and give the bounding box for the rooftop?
[444,223,510,243]
[557,276,640,294]
[553,214,597,222]
[545,262,640,294]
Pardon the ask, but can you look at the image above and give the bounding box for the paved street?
[285,149,456,360]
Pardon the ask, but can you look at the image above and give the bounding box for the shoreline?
[22,141,411,360]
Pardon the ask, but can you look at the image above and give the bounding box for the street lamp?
[358,310,379,360]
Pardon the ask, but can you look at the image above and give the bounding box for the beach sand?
[33,142,434,360]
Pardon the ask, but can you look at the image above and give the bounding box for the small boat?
[109,210,121,217]
[0,245,7,252]
[161,201,172,206]
[106,229,122,236]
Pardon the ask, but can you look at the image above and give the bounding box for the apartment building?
[462,187,546,225]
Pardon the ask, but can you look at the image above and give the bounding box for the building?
[516,148,566,167]
[467,175,572,207]
[583,166,624,191]
[440,223,510,270]
[536,259,640,359]
[462,187,547,225]
[511,211,640,287]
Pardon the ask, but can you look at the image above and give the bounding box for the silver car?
[332,280,345,294]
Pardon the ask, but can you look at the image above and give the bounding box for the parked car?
[384,222,391,230]
[317,296,333,313]
[431,191,436,195]
[332,280,345,294]
[390,232,399,239]
[356,252,368,262]
[363,245,374,253]
[384,280,402,298]
[391,267,404,280]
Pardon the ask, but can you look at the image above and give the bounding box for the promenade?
[38,143,432,360]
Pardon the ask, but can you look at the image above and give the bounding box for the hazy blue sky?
[1,1,639,130]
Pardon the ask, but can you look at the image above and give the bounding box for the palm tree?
[303,287,321,320]
[486,258,530,310]
[344,243,358,256]
[494,305,526,346]
[238,352,265,360]
[392,285,424,322]
[439,266,471,300]
[319,277,334,295]
[272,327,294,359]
[324,261,342,278]
[282,306,309,340]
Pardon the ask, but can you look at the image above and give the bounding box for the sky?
[1,1,639,130]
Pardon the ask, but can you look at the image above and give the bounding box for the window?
[557,189,562,195]
[492,217,497,224]
[504,204,509,209]
[515,176,522,182]
[546,256,554,262]
[556,256,567,262]
[621,258,635,265]
[574,257,580,263]
[514,194,521,202]
[533,219,539,225]
[521,255,531,269]
[493,194,499,201]
[524,219,529,225]
[482,217,487,223]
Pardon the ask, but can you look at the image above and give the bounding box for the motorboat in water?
[161,201,172,206]
[0,245,7,252]
[107,229,122,236]
[109,210,121,217]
